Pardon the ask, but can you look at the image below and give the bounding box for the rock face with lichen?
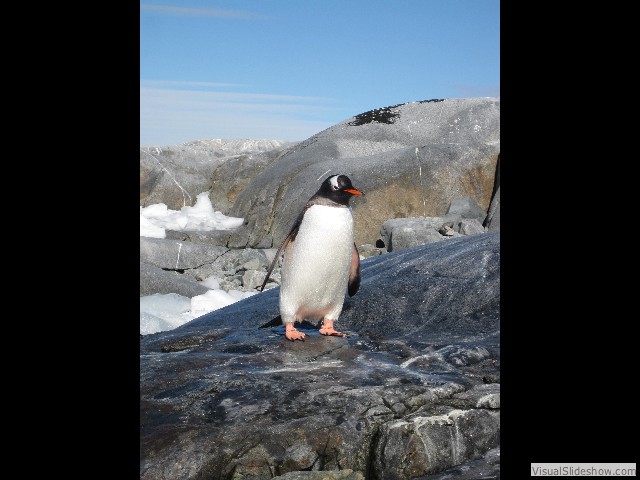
[140,232,500,479]
[139,98,499,250]
[225,97,500,248]
[140,139,297,212]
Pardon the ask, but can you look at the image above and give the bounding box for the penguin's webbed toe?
[319,319,347,338]
[285,323,306,341]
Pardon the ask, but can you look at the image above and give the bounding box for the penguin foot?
[285,323,305,341]
[319,319,347,338]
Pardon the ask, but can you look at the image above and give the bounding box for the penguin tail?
[259,315,283,328]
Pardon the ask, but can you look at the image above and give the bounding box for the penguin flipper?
[259,226,299,292]
[348,243,361,297]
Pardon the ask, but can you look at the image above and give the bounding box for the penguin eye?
[332,184,339,191]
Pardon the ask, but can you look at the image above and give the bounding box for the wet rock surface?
[140,232,500,479]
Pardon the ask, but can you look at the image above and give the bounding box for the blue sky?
[140,0,500,146]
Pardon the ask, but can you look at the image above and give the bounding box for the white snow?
[140,194,257,335]
[140,192,244,239]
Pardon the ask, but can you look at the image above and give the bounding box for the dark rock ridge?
[348,99,444,126]
[140,231,500,479]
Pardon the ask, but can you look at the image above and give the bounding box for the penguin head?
[318,174,364,205]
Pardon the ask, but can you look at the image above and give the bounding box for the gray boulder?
[140,139,296,212]
[457,218,486,236]
[373,407,499,479]
[140,237,228,271]
[446,196,487,222]
[380,216,454,252]
[164,229,235,246]
[178,247,271,283]
[242,269,267,289]
[140,237,229,298]
[378,195,489,252]
[140,231,500,479]
[226,97,500,248]
[357,243,385,258]
[140,237,281,299]
[139,262,209,297]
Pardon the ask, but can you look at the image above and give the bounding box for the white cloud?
[140,3,270,20]
[140,80,246,89]
[139,81,332,104]
[140,85,342,145]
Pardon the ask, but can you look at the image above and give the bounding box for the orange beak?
[344,188,364,196]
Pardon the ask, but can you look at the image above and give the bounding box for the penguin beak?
[344,188,364,196]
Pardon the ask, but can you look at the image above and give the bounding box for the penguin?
[259,174,364,341]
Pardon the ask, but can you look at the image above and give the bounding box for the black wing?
[259,213,304,292]
[347,243,361,297]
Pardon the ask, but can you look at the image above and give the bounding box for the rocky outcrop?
[140,139,297,212]
[139,236,278,296]
[139,98,500,249]
[140,231,500,479]
[140,262,210,298]
[139,98,501,478]
[379,196,487,252]
[140,195,491,299]
[224,97,499,248]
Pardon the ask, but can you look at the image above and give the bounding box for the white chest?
[280,205,355,317]
[294,205,353,255]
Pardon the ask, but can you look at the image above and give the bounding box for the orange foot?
[285,323,305,341]
[319,319,347,337]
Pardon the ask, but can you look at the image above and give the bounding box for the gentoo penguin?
[260,174,364,341]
